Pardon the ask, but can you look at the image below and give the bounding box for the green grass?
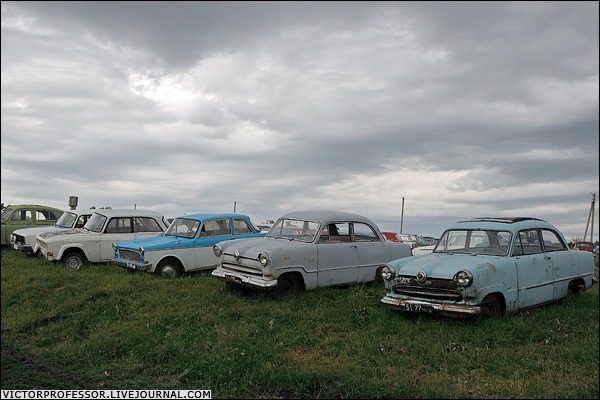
[1,248,599,398]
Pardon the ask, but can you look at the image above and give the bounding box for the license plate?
[404,303,433,313]
[225,274,241,284]
[126,263,137,269]
[13,244,19,250]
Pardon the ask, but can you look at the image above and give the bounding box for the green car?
[1,204,64,245]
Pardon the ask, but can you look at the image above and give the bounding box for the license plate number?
[225,274,241,284]
[404,303,433,313]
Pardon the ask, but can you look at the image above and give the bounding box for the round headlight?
[213,244,223,257]
[381,265,395,280]
[258,252,269,266]
[455,270,473,287]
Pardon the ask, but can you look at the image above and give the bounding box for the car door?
[100,217,136,262]
[353,222,384,283]
[317,222,358,286]
[513,229,554,308]
[193,218,234,270]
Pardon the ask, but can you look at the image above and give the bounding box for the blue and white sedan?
[380,217,597,319]
[112,213,264,277]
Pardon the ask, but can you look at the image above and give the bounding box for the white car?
[10,209,92,256]
[212,210,413,297]
[37,209,169,270]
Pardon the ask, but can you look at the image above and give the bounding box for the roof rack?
[458,217,546,224]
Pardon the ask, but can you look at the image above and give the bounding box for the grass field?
[1,248,598,398]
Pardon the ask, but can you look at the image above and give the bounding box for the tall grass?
[1,248,598,398]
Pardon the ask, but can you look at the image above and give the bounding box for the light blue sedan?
[380,217,597,319]
[112,213,264,277]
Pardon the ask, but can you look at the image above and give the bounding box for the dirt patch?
[1,344,108,389]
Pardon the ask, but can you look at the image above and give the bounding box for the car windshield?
[165,218,200,239]
[267,218,321,242]
[433,229,512,256]
[83,213,107,233]
[1,207,14,219]
[55,211,77,228]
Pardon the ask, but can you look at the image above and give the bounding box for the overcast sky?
[1,1,598,240]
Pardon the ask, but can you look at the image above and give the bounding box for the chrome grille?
[221,262,262,276]
[117,249,142,262]
[393,285,462,300]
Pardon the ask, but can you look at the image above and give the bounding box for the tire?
[375,267,385,287]
[156,259,182,278]
[63,252,85,271]
[272,274,302,299]
[567,281,581,296]
[479,295,502,319]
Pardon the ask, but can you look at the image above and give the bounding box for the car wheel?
[157,260,182,278]
[375,267,385,287]
[567,281,581,296]
[63,252,85,271]
[479,295,502,319]
[272,274,302,299]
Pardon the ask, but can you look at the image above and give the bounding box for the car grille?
[393,277,462,300]
[221,262,263,276]
[117,249,142,262]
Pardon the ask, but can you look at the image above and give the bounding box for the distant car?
[573,241,595,253]
[382,232,400,242]
[1,204,64,245]
[112,213,265,277]
[10,209,92,256]
[37,209,169,271]
[420,236,438,246]
[381,217,597,319]
[212,210,413,297]
[411,245,435,256]
[397,233,422,248]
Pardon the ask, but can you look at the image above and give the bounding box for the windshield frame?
[433,228,512,256]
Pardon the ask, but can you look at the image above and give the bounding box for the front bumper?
[113,259,152,271]
[12,241,33,254]
[381,295,481,317]
[211,268,278,289]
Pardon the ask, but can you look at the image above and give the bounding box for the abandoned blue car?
[380,217,597,319]
[112,213,264,277]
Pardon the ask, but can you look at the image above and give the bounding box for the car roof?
[173,213,252,221]
[90,209,164,218]
[279,210,378,226]
[2,204,63,211]
[451,217,558,233]
[63,209,93,216]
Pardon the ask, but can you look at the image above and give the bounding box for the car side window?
[513,229,543,256]
[327,223,351,243]
[106,218,132,233]
[233,218,253,234]
[540,229,566,252]
[353,222,378,242]
[204,219,231,237]
[75,215,89,228]
[11,210,32,221]
[133,217,164,233]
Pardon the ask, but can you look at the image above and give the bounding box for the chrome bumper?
[211,268,278,289]
[381,295,481,316]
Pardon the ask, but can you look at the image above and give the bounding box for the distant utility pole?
[583,193,596,242]
[400,197,405,234]
[233,201,236,213]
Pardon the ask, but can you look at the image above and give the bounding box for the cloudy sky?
[1,1,598,240]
